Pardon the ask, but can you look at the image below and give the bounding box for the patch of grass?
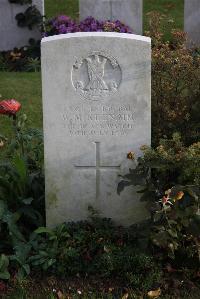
[0,72,42,136]
[45,0,79,19]
[144,0,184,29]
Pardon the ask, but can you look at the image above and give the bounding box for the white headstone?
[184,0,200,47]
[41,32,151,227]
[79,0,143,35]
[0,0,44,51]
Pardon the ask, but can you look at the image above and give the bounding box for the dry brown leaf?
[122,293,129,299]
[0,140,4,148]
[165,263,177,273]
[127,151,135,160]
[147,287,161,298]
[97,237,104,243]
[57,290,64,299]
[104,245,111,253]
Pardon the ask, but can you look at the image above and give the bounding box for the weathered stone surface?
[0,0,44,51]
[41,32,151,227]
[184,0,200,47]
[79,0,143,35]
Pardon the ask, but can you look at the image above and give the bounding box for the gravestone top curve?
[42,32,150,43]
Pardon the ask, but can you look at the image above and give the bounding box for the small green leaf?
[0,200,6,219]
[0,254,9,269]
[12,155,27,182]
[117,181,132,195]
[0,254,10,280]
[167,229,178,238]
[22,197,34,205]
[34,227,53,235]
[0,271,10,280]
[140,191,155,202]
[22,264,30,275]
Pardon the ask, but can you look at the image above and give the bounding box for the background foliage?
[119,133,200,267]
[148,13,200,146]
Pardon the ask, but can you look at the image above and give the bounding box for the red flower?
[162,196,169,204]
[0,99,21,116]
[159,195,173,206]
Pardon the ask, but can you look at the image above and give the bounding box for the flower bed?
[43,15,133,37]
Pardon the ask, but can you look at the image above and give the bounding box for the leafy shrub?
[0,49,27,72]
[0,255,10,280]
[0,40,41,72]
[119,133,200,266]
[25,57,41,72]
[30,216,161,290]
[146,12,200,145]
[0,100,44,278]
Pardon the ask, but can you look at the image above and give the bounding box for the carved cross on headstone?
[75,142,120,199]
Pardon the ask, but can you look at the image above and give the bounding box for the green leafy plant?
[146,12,200,146]
[118,134,200,265]
[0,112,44,214]
[29,216,162,291]
[0,254,10,280]
[25,57,40,72]
[0,41,41,72]
[0,100,44,279]
[0,54,8,72]
[10,242,32,278]
[150,186,200,263]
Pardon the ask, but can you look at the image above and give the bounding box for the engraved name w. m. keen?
[72,51,122,101]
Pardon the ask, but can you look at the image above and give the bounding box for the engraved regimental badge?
[72,51,122,101]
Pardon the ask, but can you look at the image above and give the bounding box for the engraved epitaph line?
[75,142,120,200]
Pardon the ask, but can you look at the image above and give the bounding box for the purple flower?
[120,28,126,33]
[43,15,133,37]
[42,32,48,38]
[58,24,68,34]
[57,15,71,23]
